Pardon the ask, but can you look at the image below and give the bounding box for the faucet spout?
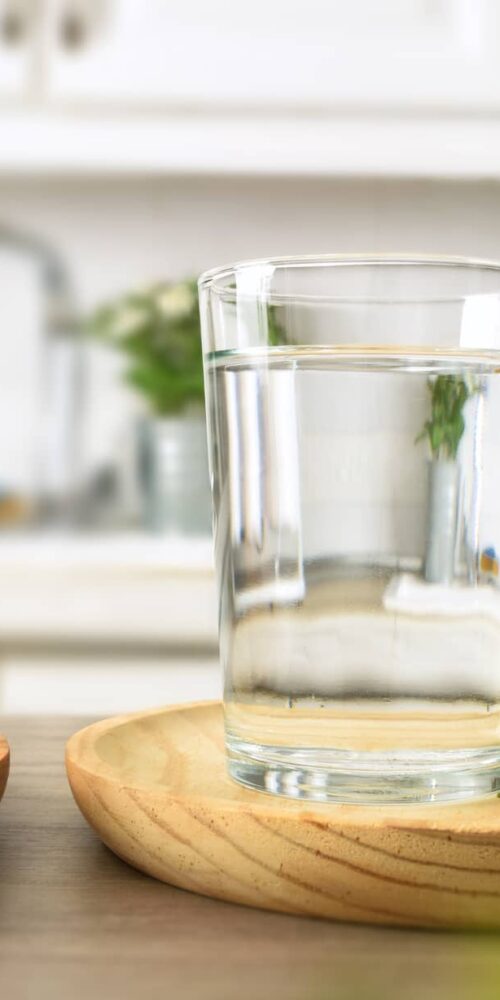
[0,223,83,526]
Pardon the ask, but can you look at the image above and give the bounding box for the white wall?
[1,175,500,548]
[2,177,500,310]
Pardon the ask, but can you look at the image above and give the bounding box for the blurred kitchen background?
[2,0,500,714]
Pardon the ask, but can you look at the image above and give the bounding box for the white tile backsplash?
[0,175,500,548]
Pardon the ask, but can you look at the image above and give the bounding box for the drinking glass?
[199,255,500,803]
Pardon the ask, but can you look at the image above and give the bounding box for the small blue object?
[484,546,496,559]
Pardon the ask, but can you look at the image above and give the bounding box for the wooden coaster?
[0,736,10,802]
[66,702,500,930]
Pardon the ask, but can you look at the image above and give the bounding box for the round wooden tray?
[66,702,500,930]
[0,735,10,802]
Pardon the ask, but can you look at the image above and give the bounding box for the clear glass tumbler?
[199,255,500,804]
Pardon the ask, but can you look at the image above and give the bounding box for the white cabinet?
[44,0,500,111]
[46,0,180,106]
[0,0,37,98]
[2,1,500,175]
[3,1,500,111]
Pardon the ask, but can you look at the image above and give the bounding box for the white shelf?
[0,532,214,573]
[0,533,217,650]
[2,109,500,178]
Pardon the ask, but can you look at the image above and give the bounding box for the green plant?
[268,304,287,347]
[416,374,477,461]
[89,280,287,416]
[88,279,204,416]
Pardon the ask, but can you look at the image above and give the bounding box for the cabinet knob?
[1,2,27,45]
[59,6,87,50]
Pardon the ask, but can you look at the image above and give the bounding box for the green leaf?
[86,279,205,415]
[416,375,479,460]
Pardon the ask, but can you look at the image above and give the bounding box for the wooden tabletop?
[1,717,500,1000]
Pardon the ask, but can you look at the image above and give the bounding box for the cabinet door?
[0,0,37,98]
[46,0,500,111]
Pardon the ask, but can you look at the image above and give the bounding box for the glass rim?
[198,253,500,306]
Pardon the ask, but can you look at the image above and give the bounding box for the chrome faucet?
[0,223,83,526]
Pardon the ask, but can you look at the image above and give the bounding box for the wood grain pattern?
[3,714,500,1000]
[66,702,500,931]
[0,734,9,802]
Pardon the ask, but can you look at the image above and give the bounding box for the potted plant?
[89,279,210,535]
[416,374,476,583]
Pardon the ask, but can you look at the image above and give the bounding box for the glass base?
[227,737,500,804]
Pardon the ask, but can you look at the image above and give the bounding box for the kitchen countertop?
[0,535,217,652]
[1,716,500,1000]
